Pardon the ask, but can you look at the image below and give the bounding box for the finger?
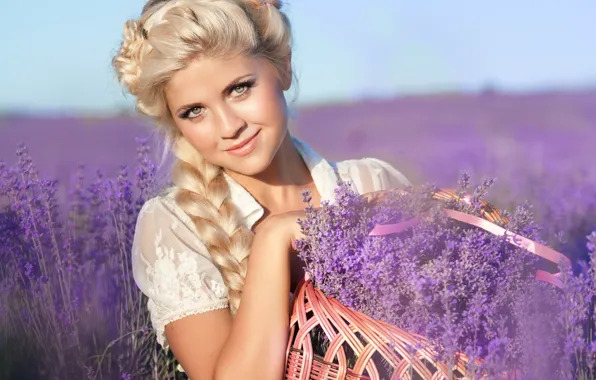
[362,190,386,204]
[363,188,407,204]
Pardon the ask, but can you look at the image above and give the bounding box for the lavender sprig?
[294,174,595,378]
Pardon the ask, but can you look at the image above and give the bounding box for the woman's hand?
[256,209,307,253]
[362,188,406,205]
[253,210,308,292]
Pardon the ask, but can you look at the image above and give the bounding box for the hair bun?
[112,19,147,96]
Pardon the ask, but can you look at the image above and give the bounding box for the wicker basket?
[285,277,475,380]
[284,188,569,380]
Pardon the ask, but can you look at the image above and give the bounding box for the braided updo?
[112,0,293,315]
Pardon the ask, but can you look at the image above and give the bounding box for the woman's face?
[165,54,290,176]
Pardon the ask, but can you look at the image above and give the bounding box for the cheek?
[178,123,218,157]
[244,82,287,125]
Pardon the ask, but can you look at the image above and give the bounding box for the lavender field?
[294,89,596,262]
[3,89,595,191]
[1,88,596,379]
[3,89,594,251]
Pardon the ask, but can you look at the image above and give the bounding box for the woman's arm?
[214,216,293,379]
[165,212,300,380]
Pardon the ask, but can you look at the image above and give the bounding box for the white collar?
[223,136,339,229]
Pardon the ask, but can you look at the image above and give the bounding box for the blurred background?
[1,0,595,241]
[1,1,596,378]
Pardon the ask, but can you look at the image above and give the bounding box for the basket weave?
[284,188,567,380]
[285,277,474,380]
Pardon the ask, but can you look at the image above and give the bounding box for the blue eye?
[232,84,248,95]
[178,79,255,120]
[181,106,204,120]
[230,79,255,97]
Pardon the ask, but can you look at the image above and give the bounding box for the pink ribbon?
[369,208,571,289]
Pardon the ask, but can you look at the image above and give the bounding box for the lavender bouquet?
[292,174,596,379]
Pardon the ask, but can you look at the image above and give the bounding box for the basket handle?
[370,209,570,289]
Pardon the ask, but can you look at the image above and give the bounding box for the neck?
[225,134,316,211]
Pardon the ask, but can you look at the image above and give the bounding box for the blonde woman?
[113,0,410,378]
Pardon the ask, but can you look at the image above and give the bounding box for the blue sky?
[1,1,595,114]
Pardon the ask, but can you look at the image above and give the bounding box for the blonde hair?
[112,0,293,315]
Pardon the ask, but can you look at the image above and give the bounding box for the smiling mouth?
[226,131,260,152]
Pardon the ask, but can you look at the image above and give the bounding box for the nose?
[214,102,246,139]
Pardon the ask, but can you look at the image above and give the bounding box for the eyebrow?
[174,73,255,115]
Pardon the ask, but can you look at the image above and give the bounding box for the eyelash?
[180,79,256,120]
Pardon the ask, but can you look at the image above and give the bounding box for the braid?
[112,20,147,97]
[172,137,252,315]
[113,0,294,312]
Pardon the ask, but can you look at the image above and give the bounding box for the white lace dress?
[131,137,411,351]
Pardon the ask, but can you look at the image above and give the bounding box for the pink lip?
[225,131,260,156]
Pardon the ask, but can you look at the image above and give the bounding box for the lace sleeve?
[367,157,412,189]
[343,157,412,194]
[131,196,229,349]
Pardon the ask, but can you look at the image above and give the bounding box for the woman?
[112,0,410,379]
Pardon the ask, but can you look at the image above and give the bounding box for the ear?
[281,52,293,91]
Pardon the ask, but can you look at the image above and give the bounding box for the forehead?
[165,55,272,104]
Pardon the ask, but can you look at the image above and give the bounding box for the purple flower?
[0,139,161,379]
[295,173,593,377]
